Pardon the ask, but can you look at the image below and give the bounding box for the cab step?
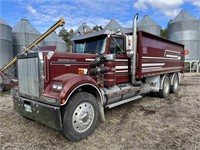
[106,95,142,109]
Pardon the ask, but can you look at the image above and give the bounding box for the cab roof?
[72,28,133,41]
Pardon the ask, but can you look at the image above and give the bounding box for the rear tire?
[61,92,99,141]
[170,74,179,93]
[158,75,170,98]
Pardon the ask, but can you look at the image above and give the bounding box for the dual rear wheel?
[170,74,179,93]
[158,74,179,98]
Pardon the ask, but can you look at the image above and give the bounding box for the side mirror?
[126,49,134,58]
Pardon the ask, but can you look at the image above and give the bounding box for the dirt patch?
[1,73,200,150]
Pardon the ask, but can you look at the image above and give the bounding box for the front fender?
[42,74,99,100]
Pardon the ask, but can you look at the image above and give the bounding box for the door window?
[110,37,124,54]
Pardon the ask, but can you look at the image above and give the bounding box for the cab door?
[109,36,130,84]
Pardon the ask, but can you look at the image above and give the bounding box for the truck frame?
[11,14,184,141]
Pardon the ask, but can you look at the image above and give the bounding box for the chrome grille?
[18,57,40,97]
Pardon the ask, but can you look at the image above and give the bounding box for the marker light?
[78,68,88,75]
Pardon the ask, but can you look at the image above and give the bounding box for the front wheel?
[158,75,170,98]
[61,92,99,141]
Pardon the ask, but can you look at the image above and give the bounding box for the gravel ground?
[0,73,200,150]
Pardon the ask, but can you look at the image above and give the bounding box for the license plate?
[24,104,32,112]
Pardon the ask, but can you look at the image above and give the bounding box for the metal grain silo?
[168,10,200,60]
[0,17,13,74]
[12,19,43,57]
[74,23,91,36]
[104,19,123,31]
[138,15,161,36]
[44,31,66,52]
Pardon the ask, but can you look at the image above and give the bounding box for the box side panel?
[136,31,184,79]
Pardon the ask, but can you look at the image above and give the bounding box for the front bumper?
[13,95,63,130]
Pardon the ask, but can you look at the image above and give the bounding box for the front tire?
[158,75,170,98]
[61,92,99,141]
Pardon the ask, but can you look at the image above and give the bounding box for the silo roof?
[12,19,41,34]
[170,10,197,23]
[75,23,91,33]
[0,17,10,26]
[45,31,65,43]
[104,19,123,30]
[138,15,159,26]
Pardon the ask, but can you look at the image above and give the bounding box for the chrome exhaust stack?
[131,13,141,85]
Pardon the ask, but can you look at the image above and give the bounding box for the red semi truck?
[12,14,184,141]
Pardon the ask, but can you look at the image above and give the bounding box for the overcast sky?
[0,0,200,33]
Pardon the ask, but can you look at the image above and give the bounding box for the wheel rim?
[174,75,178,90]
[72,102,94,133]
[164,76,170,94]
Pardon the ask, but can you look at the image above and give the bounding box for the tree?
[58,27,74,51]
[93,25,103,31]
[161,28,168,39]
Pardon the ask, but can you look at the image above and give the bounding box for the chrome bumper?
[13,95,63,130]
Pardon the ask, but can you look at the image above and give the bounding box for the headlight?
[52,83,63,91]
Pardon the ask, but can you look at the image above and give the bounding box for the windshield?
[73,35,106,54]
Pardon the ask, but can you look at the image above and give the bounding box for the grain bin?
[138,15,161,36]
[104,19,123,31]
[74,23,91,36]
[44,31,66,52]
[0,17,13,74]
[168,10,200,60]
[12,19,43,57]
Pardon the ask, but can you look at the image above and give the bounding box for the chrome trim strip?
[142,66,182,73]
[115,66,128,69]
[166,54,179,58]
[142,56,181,60]
[85,58,95,61]
[142,63,165,67]
[116,70,129,73]
[38,52,44,93]
[115,59,128,62]
[165,49,181,54]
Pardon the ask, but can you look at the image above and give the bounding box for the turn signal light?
[78,68,88,75]
[61,99,66,104]
[78,69,84,75]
